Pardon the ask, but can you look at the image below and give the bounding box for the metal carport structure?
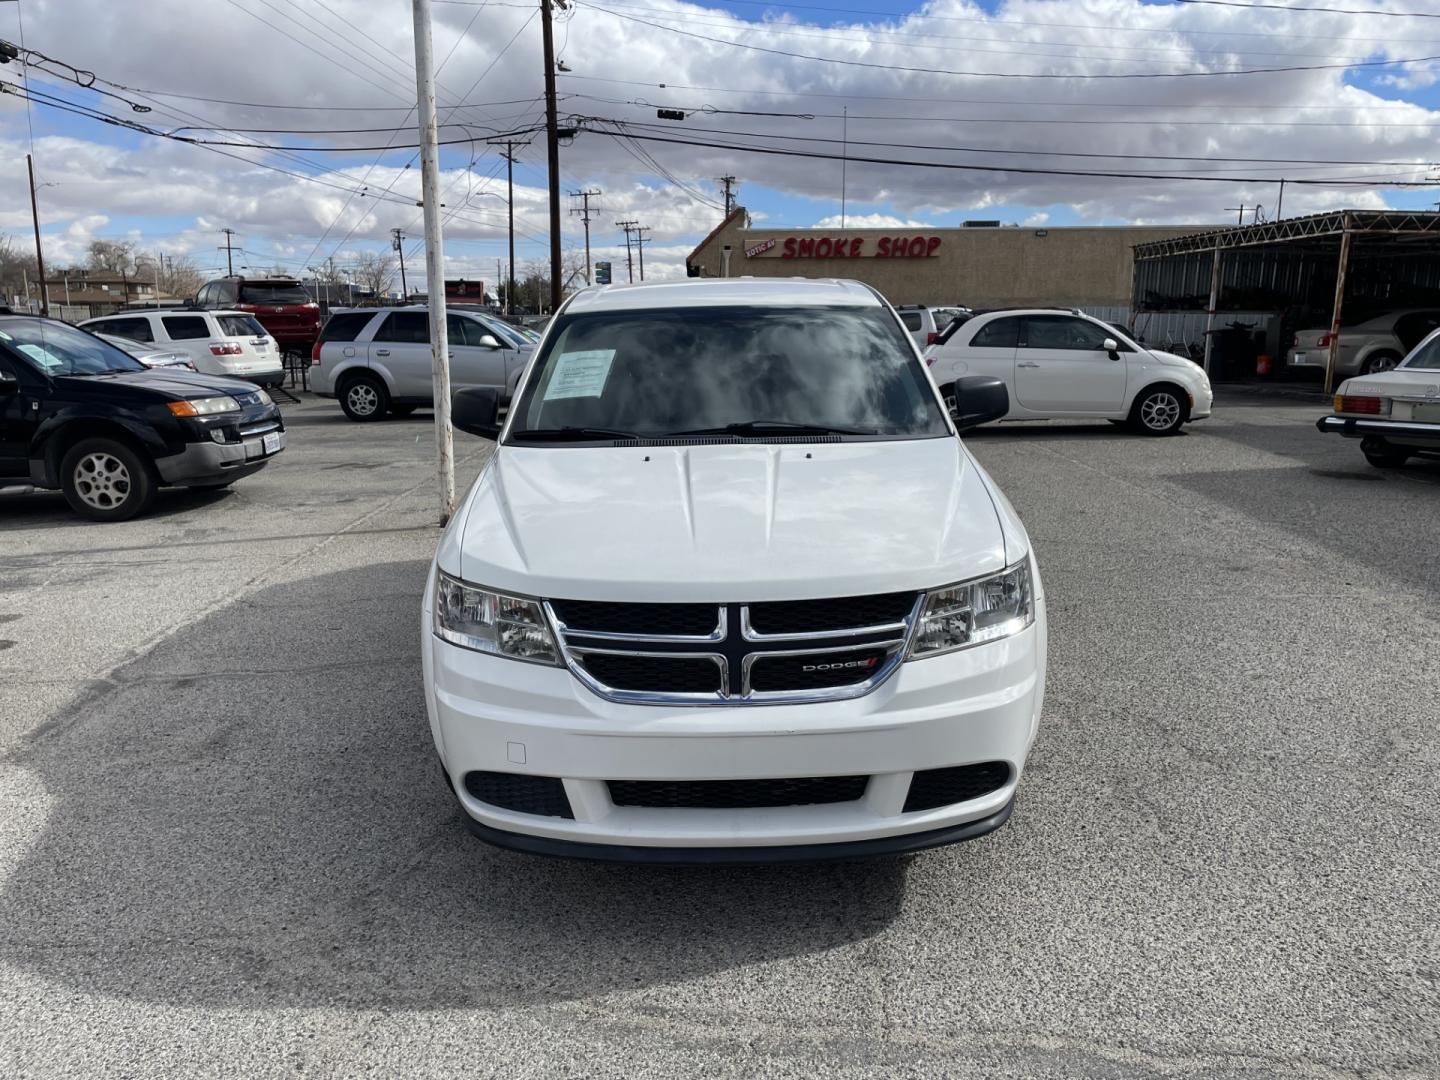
[1132,210,1440,391]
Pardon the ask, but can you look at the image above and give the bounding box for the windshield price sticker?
[544,349,615,400]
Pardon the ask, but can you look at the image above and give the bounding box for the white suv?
[310,306,531,421]
[423,278,1047,862]
[925,308,1213,435]
[79,310,282,386]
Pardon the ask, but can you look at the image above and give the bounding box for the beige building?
[687,208,1211,309]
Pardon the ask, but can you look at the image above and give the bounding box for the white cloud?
[813,213,932,229]
[0,0,1437,285]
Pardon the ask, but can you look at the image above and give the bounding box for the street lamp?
[467,190,513,317]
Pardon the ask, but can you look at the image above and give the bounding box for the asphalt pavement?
[1,392,1436,1079]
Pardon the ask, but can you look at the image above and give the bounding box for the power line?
[1172,0,1440,17]
[599,115,1440,169]
[586,5,1440,81]
[580,122,1440,187]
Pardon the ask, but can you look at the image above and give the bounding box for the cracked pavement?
[0,393,1436,1079]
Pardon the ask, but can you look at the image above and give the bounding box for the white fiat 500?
[925,308,1213,435]
[423,278,1046,862]
[1317,326,1440,468]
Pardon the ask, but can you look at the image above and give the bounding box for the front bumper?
[155,427,286,485]
[1316,415,1440,447]
[423,582,1046,860]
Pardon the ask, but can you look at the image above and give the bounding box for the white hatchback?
[926,308,1213,435]
[423,278,1046,863]
[79,310,283,386]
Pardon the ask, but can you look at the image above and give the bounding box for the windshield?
[475,314,528,349]
[0,319,146,376]
[1402,331,1440,370]
[508,305,950,442]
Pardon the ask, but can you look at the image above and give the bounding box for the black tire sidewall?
[59,437,157,521]
[339,375,389,422]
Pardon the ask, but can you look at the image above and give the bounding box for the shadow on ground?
[1,559,906,1009]
[0,486,233,528]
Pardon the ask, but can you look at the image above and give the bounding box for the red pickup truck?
[195,276,321,355]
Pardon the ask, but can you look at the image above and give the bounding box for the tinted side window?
[318,312,378,343]
[374,312,429,344]
[162,315,212,340]
[93,317,155,343]
[899,311,923,332]
[216,281,239,305]
[970,317,1020,348]
[195,284,212,305]
[1023,316,1111,351]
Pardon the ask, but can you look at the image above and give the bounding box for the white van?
[79,310,283,386]
[423,278,1047,862]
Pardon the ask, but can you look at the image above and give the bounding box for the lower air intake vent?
[464,771,574,819]
[608,775,868,809]
[903,761,1010,813]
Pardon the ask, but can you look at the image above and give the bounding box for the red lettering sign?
[769,235,942,258]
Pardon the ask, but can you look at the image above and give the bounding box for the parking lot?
[1,391,1436,1079]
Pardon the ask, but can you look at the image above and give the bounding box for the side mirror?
[1103,337,1120,360]
[0,370,18,397]
[938,375,1008,432]
[476,333,503,350]
[451,386,506,440]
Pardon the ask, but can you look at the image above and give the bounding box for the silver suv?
[310,307,533,421]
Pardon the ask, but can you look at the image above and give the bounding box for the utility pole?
[1276,179,1286,221]
[411,0,454,522]
[26,154,48,316]
[1224,205,1254,227]
[540,0,566,311]
[718,175,736,216]
[496,258,502,306]
[490,140,522,316]
[569,189,601,286]
[634,224,650,282]
[220,228,237,276]
[616,220,637,283]
[392,228,408,300]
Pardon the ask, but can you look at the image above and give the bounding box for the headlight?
[907,559,1034,660]
[255,389,273,406]
[433,570,560,665]
[167,395,239,417]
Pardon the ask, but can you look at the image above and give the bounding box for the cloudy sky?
[2,0,1438,291]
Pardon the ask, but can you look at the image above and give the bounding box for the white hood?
[443,439,1010,602]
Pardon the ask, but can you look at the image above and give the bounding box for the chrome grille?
[547,594,922,705]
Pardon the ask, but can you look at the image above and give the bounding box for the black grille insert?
[748,647,892,693]
[903,762,1010,813]
[464,771,574,819]
[748,592,917,635]
[551,599,719,637]
[579,652,722,694]
[609,775,868,809]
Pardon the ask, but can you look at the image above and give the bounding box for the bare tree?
[0,234,39,301]
[87,239,137,274]
[352,251,395,300]
[134,252,205,299]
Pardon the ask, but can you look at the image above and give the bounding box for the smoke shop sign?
[767,235,943,259]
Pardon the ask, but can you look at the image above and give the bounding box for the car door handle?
[1017,361,1040,368]
[374,348,390,356]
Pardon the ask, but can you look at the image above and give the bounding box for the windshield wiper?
[509,426,640,442]
[664,420,879,438]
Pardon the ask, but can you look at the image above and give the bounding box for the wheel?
[1360,351,1400,376]
[59,437,157,521]
[390,404,418,417]
[1129,385,1187,436]
[1361,437,1411,469]
[339,374,389,421]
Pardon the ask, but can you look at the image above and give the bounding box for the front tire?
[60,438,157,521]
[1361,437,1411,469]
[1129,385,1187,436]
[339,374,389,422]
